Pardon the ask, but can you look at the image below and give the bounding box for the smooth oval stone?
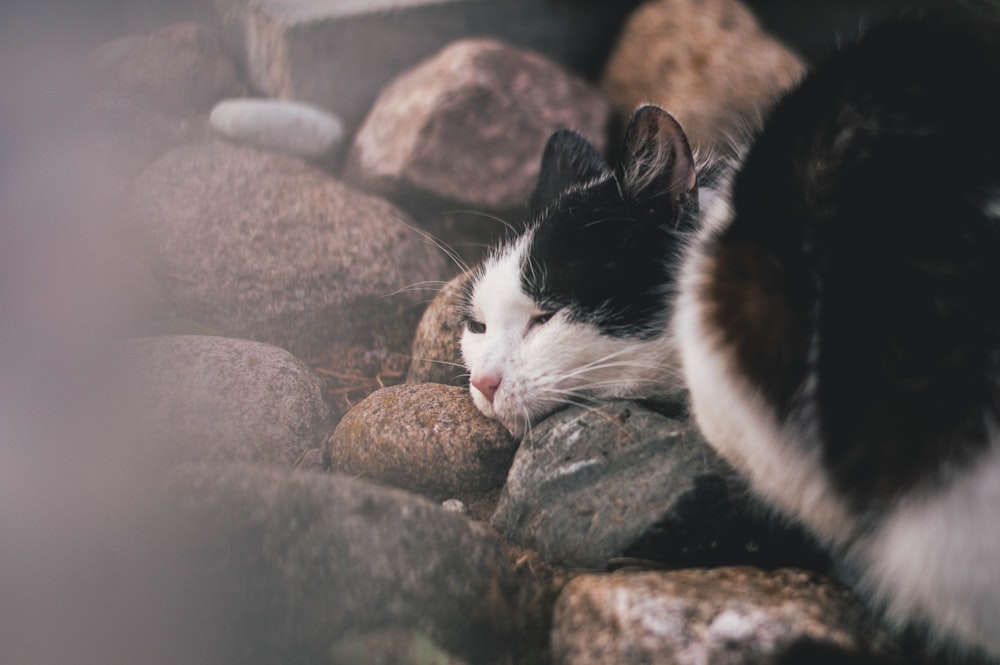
[210,98,345,160]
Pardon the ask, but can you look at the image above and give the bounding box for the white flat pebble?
[210,98,344,160]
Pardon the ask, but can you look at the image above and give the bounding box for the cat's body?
[462,14,1000,662]
[677,16,1000,660]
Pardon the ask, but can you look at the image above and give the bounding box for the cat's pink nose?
[472,374,501,404]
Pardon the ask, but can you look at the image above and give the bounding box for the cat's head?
[460,105,699,438]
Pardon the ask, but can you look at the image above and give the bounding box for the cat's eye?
[466,319,486,334]
[531,311,557,327]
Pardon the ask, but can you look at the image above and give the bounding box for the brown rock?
[346,38,610,213]
[601,0,804,155]
[130,141,450,358]
[329,383,516,502]
[406,272,470,386]
[552,567,897,665]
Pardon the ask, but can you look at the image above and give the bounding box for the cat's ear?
[530,129,610,212]
[617,105,697,219]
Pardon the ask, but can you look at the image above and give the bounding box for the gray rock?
[210,0,639,133]
[346,38,610,212]
[329,383,516,503]
[89,21,241,119]
[130,141,449,358]
[209,98,345,162]
[491,401,827,570]
[551,567,896,665]
[406,272,469,386]
[167,463,520,664]
[127,335,333,465]
[601,0,804,155]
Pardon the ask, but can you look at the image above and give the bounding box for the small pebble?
[210,98,345,161]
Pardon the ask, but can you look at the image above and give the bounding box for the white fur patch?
[461,232,684,439]
[859,434,1000,655]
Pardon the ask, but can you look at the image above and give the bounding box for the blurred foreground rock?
[167,463,520,664]
[128,335,334,465]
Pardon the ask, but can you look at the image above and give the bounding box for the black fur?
[706,17,1000,506]
[524,106,698,339]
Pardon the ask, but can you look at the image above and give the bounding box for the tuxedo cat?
[460,104,702,439]
[675,16,1000,662]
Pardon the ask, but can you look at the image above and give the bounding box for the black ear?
[617,105,698,219]
[530,129,610,212]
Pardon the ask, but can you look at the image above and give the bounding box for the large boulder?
[130,141,450,358]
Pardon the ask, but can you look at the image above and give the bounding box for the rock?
[127,335,334,465]
[491,401,827,570]
[211,0,640,133]
[345,38,610,213]
[406,272,470,386]
[329,383,516,503]
[130,141,449,358]
[166,463,520,664]
[551,567,897,664]
[442,498,467,515]
[601,0,805,155]
[89,21,241,119]
[209,98,345,162]
[84,22,242,167]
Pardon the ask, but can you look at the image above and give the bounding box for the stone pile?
[14,1,907,663]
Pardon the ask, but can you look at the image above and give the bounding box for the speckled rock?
[492,401,827,570]
[209,98,345,162]
[130,141,449,358]
[406,273,470,386]
[346,38,610,213]
[329,383,516,503]
[551,568,896,665]
[127,335,333,465]
[601,0,804,155]
[167,463,519,665]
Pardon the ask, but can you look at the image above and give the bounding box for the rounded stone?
[491,400,827,570]
[601,0,804,155]
[406,272,470,386]
[130,141,449,358]
[127,335,334,465]
[552,567,896,665]
[347,38,610,212]
[329,383,516,501]
[167,463,519,664]
[209,98,345,161]
[89,21,241,118]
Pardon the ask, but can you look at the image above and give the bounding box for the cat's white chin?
[469,386,533,440]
